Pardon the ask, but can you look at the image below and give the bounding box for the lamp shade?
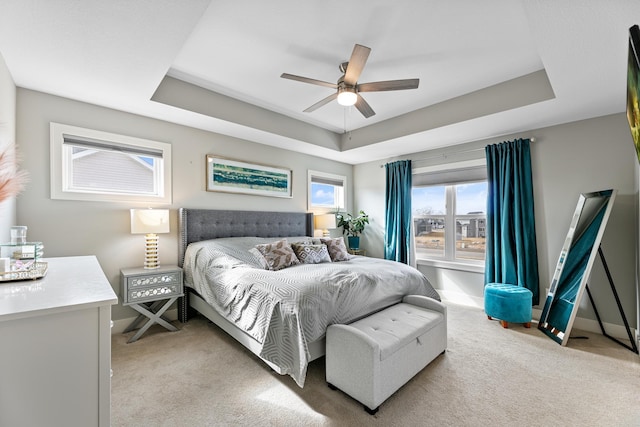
[130,209,170,234]
[314,214,337,231]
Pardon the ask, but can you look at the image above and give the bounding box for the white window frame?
[50,122,172,204]
[413,159,486,273]
[307,170,346,213]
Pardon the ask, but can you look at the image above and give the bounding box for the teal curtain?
[385,160,412,263]
[485,138,539,304]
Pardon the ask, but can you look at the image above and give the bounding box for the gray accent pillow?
[320,237,351,262]
[254,239,300,271]
[291,243,332,264]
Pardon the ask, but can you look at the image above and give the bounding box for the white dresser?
[0,256,117,427]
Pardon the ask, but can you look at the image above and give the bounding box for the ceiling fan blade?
[303,93,338,113]
[355,94,375,118]
[343,44,371,86]
[357,79,420,92]
[280,73,337,89]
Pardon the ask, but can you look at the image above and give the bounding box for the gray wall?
[11,86,640,335]
[354,113,638,331]
[0,53,17,242]
[15,89,353,321]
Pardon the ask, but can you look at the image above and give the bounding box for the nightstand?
[348,248,366,256]
[121,265,183,343]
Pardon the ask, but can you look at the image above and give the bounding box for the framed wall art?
[627,25,640,163]
[206,155,292,198]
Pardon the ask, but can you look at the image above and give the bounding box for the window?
[412,160,487,266]
[308,170,346,211]
[50,123,172,204]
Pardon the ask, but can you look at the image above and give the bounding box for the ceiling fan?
[281,44,419,118]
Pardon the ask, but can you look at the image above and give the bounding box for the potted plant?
[336,210,369,250]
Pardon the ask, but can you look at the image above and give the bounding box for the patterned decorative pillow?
[253,239,300,271]
[320,237,351,262]
[291,243,332,264]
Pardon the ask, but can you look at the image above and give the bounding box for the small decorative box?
[0,242,47,282]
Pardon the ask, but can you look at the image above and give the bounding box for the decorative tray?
[0,261,48,282]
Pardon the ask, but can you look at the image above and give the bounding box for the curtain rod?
[380,137,536,167]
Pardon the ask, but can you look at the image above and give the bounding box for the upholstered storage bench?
[326,295,447,414]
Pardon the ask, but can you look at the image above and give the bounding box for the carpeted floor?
[111,303,640,426]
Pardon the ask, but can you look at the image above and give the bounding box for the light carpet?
[111,303,640,426]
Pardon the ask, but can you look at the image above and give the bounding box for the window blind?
[63,134,163,158]
[311,176,344,187]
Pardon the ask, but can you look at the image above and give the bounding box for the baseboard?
[438,289,484,309]
[111,308,178,335]
[441,289,637,343]
[115,301,637,350]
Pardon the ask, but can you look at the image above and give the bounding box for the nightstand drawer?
[348,248,366,256]
[126,283,182,304]
[126,271,181,288]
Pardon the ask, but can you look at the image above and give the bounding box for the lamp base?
[143,233,160,269]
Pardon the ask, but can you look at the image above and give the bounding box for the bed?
[177,208,441,387]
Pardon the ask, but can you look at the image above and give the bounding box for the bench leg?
[329,382,379,415]
[491,317,530,329]
[365,405,379,415]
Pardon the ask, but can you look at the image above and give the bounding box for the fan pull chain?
[343,107,352,140]
[343,108,347,134]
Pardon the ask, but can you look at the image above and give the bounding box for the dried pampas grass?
[0,144,29,202]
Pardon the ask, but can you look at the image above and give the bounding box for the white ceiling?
[1,0,639,164]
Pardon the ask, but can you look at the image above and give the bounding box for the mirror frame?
[538,189,617,345]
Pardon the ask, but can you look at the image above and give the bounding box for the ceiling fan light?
[337,89,357,106]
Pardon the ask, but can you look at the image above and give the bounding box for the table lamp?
[130,208,170,269]
[314,214,336,237]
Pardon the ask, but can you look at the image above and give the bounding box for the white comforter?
[183,237,441,387]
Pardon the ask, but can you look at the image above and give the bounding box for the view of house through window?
[50,122,172,203]
[412,181,487,262]
[67,144,159,195]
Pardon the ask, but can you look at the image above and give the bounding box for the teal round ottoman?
[484,283,532,328]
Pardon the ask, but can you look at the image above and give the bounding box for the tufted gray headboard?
[178,208,314,267]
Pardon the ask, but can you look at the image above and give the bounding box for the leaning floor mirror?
[538,189,616,346]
